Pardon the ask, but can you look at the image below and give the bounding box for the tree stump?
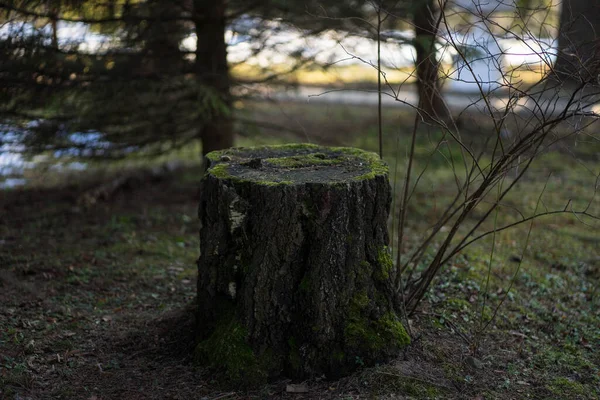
[196,144,409,382]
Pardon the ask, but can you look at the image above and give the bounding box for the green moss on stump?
[376,313,411,347]
[206,143,321,164]
[209,164,293,186]
[204,143,388,186]
[333,349,346,362]
[345,312,410,352]
[375,246,394,281]
[195,312,269,385]
[264,153,341,168]
[352,291,370,309]
[287,337,302,373]
[345,290,410,354]
[209,163,235,180]
[299,275,311,292]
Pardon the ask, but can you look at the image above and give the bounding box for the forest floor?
[1,101,599,399]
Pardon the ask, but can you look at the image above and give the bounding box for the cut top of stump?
[205,143,387,185]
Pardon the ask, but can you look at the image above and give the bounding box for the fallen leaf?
[465,356,483,369]
[286,384,309,393]
[509,330,527,338]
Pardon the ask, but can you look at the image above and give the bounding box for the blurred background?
[1,0,591,189]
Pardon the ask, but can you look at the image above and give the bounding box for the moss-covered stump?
[196,143,409,382]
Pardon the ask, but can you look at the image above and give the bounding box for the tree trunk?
[194,0,234,156]
[554,0,600,85]
[413,0,452,124]
[196,144,409,383]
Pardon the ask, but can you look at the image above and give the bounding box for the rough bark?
[194,0,234,156]
[413,0,452,124]
[196,144,409,383]
[554,0,600,85]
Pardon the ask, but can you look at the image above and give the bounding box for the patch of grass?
[231,62,417,87]
[547,377,590,399]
